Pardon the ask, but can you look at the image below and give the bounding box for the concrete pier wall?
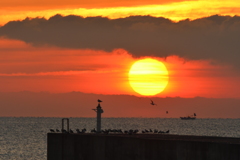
[47,133,240,160]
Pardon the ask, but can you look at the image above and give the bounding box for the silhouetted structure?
[62,118,69,133]
[48,133,240,160]
[92,101,104,133]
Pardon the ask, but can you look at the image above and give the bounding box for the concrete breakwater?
[47,133,240,160]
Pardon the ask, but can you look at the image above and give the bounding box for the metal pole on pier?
[62,118,69,133]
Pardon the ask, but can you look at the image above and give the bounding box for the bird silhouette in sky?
[150,99,157,106]
[166,111,168,114]
[98,99,102,103]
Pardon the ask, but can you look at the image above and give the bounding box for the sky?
[0,0,240,118]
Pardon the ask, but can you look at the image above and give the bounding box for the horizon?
[0,91,240,118]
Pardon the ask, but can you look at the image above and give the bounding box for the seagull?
[150,99,157,106]
[91,128,96,133]
[98,99,102,103]
[61,129,67,133]
[158,130,165,134]
[76,129,81,133]
[82,128,86,132]
[50,129,55,132]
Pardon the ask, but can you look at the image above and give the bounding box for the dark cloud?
[1,14,240,67]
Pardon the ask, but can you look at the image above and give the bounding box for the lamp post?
[92,100,104,133]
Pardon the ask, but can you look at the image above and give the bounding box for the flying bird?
[150,99,157,105]
[98,99,102,103]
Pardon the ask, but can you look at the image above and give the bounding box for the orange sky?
[1,0,240,26]
[1,37,240,118]
[1,0,191,9]
[1,0,240,117]
[0,38,239,98]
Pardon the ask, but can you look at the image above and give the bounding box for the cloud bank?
[1,14,240,68]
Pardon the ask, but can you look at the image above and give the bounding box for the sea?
[1,117,240,160]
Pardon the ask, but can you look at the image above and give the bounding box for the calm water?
[1,117,240,159]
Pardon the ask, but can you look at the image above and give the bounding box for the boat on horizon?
[180,113,196,120]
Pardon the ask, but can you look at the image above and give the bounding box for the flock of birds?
[49,128,170,134]
[49,99,170,134]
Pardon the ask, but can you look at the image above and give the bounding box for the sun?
[128,58,169,96]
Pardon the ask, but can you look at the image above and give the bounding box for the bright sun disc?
[128,58,169,96]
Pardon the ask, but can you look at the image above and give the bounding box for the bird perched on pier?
[98,99,102,103]
[82,128,87,133]
[91,128,96,133]
[76,129,81,133]
[56,129,60,132]
[154,129,158,133]
[158,130,165,133]
[61,129,67,133]
[50,129,55,132]
[150,99,157,105]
